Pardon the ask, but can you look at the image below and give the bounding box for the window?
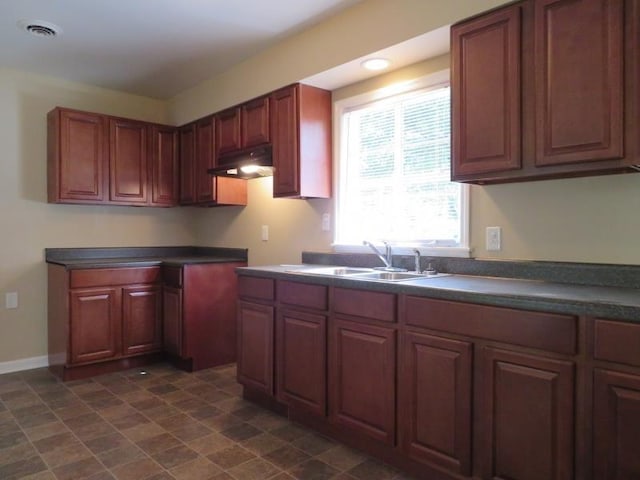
[334,70,469,256]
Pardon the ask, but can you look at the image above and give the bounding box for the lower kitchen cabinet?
[163,263,244,371]
[593,369,640,479]
[277,308,327,416]
[478,347,575,480]
[237,300,275,394]
[69,287,120,364]
[329,317,396,445]
[122,285,162,356]
[398,331,473,475]
[49,265,163,380]
[236,273,640,480]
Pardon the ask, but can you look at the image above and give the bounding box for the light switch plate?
[261,225,269,241]
[322,213,331,232]
[486,226,502,251]
[6,292,18,309]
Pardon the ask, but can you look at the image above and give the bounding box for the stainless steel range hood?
[207,145,274,179]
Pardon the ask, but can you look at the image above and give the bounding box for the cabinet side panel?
[298,84,332,198]
[48,265,70,368]
[183,263,245,369]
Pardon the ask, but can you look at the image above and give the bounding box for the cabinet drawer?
[238,276,275,301]
[594,319,640,367]
[333,288,396,323]
[163,266,182,288]
[70,267,162,288]
[403,296,577,355]
[278,281,327,310]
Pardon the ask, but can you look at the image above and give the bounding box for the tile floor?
[0,363,417,480]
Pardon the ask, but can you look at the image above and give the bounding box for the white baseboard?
[0,355,49,375]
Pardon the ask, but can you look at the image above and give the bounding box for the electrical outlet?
[486,226,502,251]
[6,292,18,309]
[321,213,331,232]
[261,225,269,241]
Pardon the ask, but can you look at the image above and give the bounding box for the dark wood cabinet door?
[150,125,178,206]
[277,308,327,416]
[534,0,623,166]
[162,286,183,357]
[109,118,148,204]
[242,96,270,148]
[329,317,396,445]
[49,108,107,203]
[271,85,300,197]
[195,116,216,204]
[216,107,241,157]
[122,285,162,356]
[237,301,275,395]
[479,347,574,480]
[179,123,196,205]
[399,331,472,475]
[70,288,119,364]
[451,4,522,178]
[593,369,640,479]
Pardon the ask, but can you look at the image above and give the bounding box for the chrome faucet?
[363,240,402,271]
[413,249,421,273]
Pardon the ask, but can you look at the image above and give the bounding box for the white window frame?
[332,69,470,258]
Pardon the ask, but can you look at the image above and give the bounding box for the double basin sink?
[290,266,449,282]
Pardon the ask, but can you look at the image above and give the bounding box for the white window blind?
[336,82,464,248]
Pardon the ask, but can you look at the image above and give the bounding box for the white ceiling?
[0,0,363,99]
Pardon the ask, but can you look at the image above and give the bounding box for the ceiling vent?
[17,19,62,38]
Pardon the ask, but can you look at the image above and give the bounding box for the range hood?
[207,145,274,179]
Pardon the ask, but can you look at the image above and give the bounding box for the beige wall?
[4,0,640,366]
[168,0,510,124]
[0,69,196,364]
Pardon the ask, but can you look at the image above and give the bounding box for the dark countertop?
[45,246,248,269]
[237,264,640,322]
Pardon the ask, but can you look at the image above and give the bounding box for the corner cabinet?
[451,0,639,184]
[48,107,178,206]
[178,117,247,207]
[271,84,332,198]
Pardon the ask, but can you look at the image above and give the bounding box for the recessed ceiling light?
[17,19,62,38]
[361,58,391,71]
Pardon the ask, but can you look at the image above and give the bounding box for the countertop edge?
[236,266,640,322]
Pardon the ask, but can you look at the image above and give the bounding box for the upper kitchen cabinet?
[216,96,270,158]
[271,84,332,198]
[108,117,149,205]
[451,0,639,184]
[216,107,242,157]
[48,108,108,204]
[179,115,247,207]
[451,4,522,178]
[48,107,178,207]
[149,125,178,206]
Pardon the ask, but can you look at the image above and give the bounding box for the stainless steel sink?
[295,266,375,276]
[349,271,427,282]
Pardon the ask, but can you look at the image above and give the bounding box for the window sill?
[332,243,472,258]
